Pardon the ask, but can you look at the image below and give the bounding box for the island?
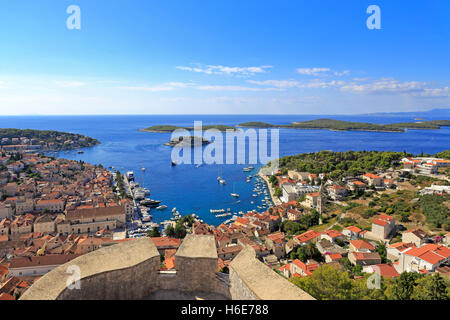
[238,119,450,132]
[140,124,237,133]
[164,135,212,147]
[0,128,100,151]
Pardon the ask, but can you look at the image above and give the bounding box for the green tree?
[290,243,324,263]
[274,187,282,197]
[376,242,388,263]
[290,265,353,300]
[411,274,449,300]
[386,272,420,300]
[148,227,161,237]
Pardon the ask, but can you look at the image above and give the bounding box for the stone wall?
[229,246,315,300]
[21,234,313,300]
[21,235,230,300]
[20,238,161,300]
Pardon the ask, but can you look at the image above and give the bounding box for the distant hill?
[238,118,450,132]
[140,124,237,132]
[0,128,100,151]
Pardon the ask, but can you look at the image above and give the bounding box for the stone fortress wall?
[20,234,314,300]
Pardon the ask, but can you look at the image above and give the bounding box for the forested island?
[164,135,211,147]
[238,119,450,132]
[140,124,237,133]
[0,128,100,151]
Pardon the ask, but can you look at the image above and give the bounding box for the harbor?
[116,163,277,238]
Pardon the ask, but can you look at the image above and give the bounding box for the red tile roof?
[322,229,343,239]
[294,230,320,244]
[344,226,361,233]
[404,244,450,265]
[371,264,399,278]
[0,293,15,300]
[151,237,181,248]
[364,173,381,179]
[350,240,375,251]
[372,219,388,226]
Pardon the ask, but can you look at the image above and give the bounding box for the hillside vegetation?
[238,119,450,132]
[278,150,408,179]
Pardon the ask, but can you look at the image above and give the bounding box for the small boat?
[248,166,255,170]
[171,161,177,166]
[243,168,251,172]
[219,179,226,185]
[253,194,258,197]
[210,208,225,213]
[156,205,167,210]
[140,199,161,207]
[172,207,177,213]
[77,150,84,154]
[231,193,239,198]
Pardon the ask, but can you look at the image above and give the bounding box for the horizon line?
[0,107,449,117]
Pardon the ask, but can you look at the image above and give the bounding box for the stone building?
[20,234,315,300]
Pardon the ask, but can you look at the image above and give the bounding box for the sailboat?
[218,165,226,184]
[230,183,239,197]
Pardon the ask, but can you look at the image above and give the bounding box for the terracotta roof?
[294,230,321,244]
[235,217,250,226]
[66,205,124,221]
[8,254,80,269]
[322,229,343,239]
[164,256,175,270]
[351,252,381,261]
[344,226,361,233]
[371,264,399,278]
[372,219,388,226]
[388,242,415,252]
[307,192,320,197]
[151,237,181,248]
[0,293,15,300]
[36,199,64,205]
[404,244,450,265]
[326,253,343,261]
[364,173,381,179]
[350,240,375,251]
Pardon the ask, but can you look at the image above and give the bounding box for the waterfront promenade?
[257,169,282,206]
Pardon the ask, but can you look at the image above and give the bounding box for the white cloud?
[248,79,343,89]
[334,70,350,77]
[413,87,450,98]
[247,79,300,88]
[120,85,176,92]
[120,82,192,92]
[297,80,345,89]
[296,67,330,76]
[196,85,281,91]
[340,78,426,94]
[176,64,272,76]
[55,81,87,87]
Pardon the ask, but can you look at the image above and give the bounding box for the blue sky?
[0,0,449,115]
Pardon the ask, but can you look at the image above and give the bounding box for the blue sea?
[1,114,449,226]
